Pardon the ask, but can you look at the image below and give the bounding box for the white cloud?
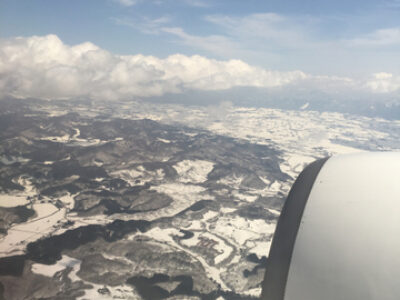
[161,26,243,58]
[199,13,400,75]
[349,28,400,47]
[366,73,400,93]
[205,13,400,52]
[0,35,398,102]
[111,10,400,76]
[0,34,307,101]
[150,0,210,7]
[157,14,310,61]
[181,0,210,7]
[113,16,171,34]
[114,14,270,65]
[113,0,139,7]
[205,13,317,49]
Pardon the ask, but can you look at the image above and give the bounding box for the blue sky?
[0,0,399,105]
[1,0,400,75]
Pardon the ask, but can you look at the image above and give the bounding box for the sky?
[0,0,399,105]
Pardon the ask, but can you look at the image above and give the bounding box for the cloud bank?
[0,35,308,100]
[0,34,399,101]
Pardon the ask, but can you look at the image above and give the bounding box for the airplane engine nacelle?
[261,152,400,300]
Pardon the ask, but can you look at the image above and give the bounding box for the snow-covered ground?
[0,155,30,165]
[32,254,141,299]
[231,190,259,203]
[111,166,165,186]
[2,100,399,299]
[217,175,243,189]
[40,134,71,143]
[279,154,318,179]
[157,137,171,143]
[40,128,107,147]
[127,101,399,181]
[0,194,31,207]
[213,216,276,254]
[112,183,214,221]
[77,283,140,300]
[0,202,65,257]
[0,177,36,207]
[180,231,234,265]
[58,193,76,210]
[31,255,81,277]
[143,226,229,290]
[173,160,214,183]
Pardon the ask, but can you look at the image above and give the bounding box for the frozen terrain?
[0,98,398,299]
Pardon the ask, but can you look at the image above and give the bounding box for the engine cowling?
[261,152,400,300]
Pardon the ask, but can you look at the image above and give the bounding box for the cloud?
[113,0,139,7]
[204,13,317,49]
[113,16,171,34]
[181,0,210,7]
[150,0,210,7]
[0,35,398,103]
[157,14,312,61]
[191,13,333,70]
[0,34,308,101]
[111,10,400,75]
[205,13,400,52]
[161,27,243,57]
[366,73,400,93]
[349,28,400,47]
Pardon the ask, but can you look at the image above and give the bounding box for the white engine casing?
[261,152,400,300]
